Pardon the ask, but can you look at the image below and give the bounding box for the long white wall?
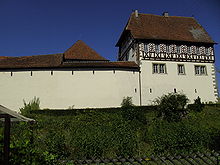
[140,60,218,105]
[0,69,140,111]
[0,61,217,112]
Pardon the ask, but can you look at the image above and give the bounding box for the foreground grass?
[1,105,220,164]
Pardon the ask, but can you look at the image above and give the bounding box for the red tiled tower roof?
[64,40,108,61]
[116,12,215,46]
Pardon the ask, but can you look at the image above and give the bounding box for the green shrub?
[121,97,135,120]
[155,93,189,122]
[188,96,205,112]
[121,97,146,123]
[65,112,138,158]
[10,122,60,165]
[7,103,220,162]
[0,127,3,162]
[20,97,40,116]
[146,119,211,155]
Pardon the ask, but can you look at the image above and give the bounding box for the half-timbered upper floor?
[139,42,214,63]
[116,11,216,64]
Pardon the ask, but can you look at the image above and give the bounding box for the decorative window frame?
[177,64,186,75]
[148,43,155,52]
[152,63,167,74]
[194,65,207,76]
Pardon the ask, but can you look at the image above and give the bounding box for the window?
[144,44,148,52]
[195,65,207,75]
[180,45,187,53]
[148,43,155,52]
[177,64,185,75]
[199,46,206,55]
[177,45,180,54]
[191,46,197,54]
[153,63,166,74]
[169,44,177,53]
[159,44,166,52]
[208,47,213,56]
[155,44,159,53]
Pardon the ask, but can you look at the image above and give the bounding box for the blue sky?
[0,0,220,84]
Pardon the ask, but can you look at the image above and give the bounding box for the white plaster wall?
[128,48,136,62]
[140,60,217,105]
[0,69,140,111]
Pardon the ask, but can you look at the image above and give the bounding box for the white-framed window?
[144,43,148,52]
[177,64,185,75]
[169,44,177,53]
[180,45,187,53]
[159,44,166,52]
[195,65,207,75]
[191,45,197,54]
[208,47,213,56]
[199,46,206,55]
[148,43,155,52]
[177,45,180,54]
[153,63,167,74]
[155,44,159,53]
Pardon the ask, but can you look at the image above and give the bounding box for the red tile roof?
[116,12,215,46]
[0,56,11,60]
[0,54,138,70]
[64,40,108,61]
[61,61,139,69]
[0,54,63,69]
[0,40,138,70]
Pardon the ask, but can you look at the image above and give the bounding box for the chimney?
[162,12,169,17]
[134,10,138,18]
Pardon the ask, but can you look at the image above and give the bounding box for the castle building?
[116,11,218,106]
[0,11,218,111]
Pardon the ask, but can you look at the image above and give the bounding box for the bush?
[20,97,40,116]
[10,122,60,165]
[7,102,220,162]
[0,127,3,163]
[24,111,140,160]
[146,119,211,154]
[189,96,205,112]
[121,97,136,120]
[121,97,146,123]
[155,93,189,122]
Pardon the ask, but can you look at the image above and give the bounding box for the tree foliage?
[2,95,219,163]
[192,96,205,112]
[121,97,136,120]
[20,97,40,116]
[155,93,189,122]
[147,119,211,154]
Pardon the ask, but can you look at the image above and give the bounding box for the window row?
[144,43,213,56]
[152,63,207,75]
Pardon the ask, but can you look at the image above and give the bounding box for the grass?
[1,104,220,164]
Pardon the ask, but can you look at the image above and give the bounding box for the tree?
[155,93,189,122]
[20,97,40,116]
[121,97,136,121]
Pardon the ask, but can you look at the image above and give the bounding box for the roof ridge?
[64,40,108,61]
[136,12,195,19]
[1,53,63,59]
